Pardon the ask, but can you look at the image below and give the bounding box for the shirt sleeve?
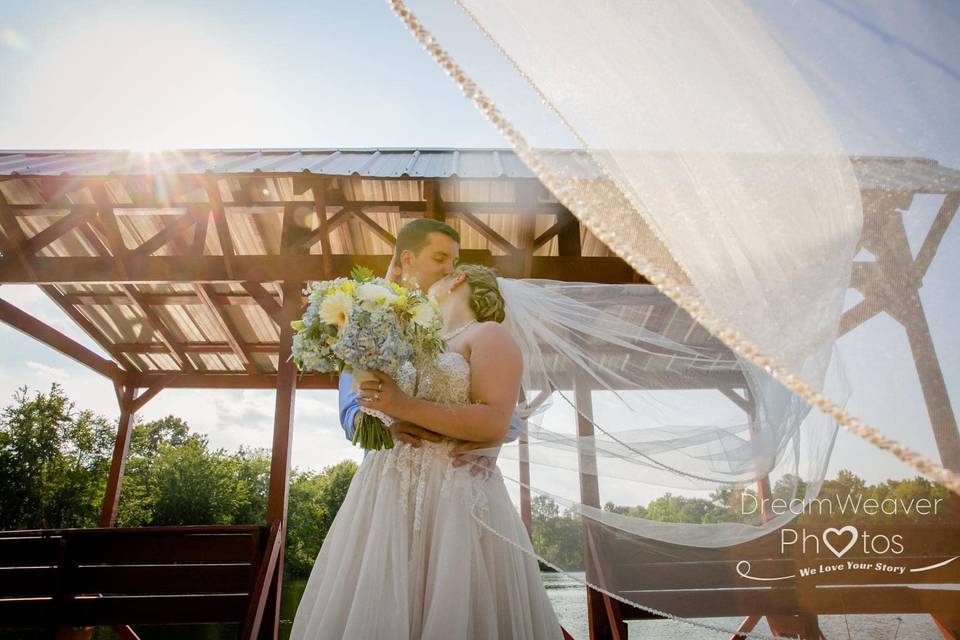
[504,406,524,443]
[338,372,361,442]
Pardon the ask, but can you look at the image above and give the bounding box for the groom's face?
[400,231,460,292]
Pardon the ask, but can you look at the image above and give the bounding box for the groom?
[338,218,524,475]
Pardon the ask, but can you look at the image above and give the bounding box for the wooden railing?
[0,523,277,639]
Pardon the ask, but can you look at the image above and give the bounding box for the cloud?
[0,27,28,51]
[25,360,69,380]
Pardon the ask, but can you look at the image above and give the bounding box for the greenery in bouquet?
[287,266,445,450]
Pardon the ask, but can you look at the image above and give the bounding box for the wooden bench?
[590,521,960,639]
[0,522,281,639]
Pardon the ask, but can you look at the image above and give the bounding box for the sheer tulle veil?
[383,1,960,636]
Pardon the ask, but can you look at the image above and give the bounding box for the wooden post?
[259,279,301,640]
[99,384,136,528]
[574,372,627,640]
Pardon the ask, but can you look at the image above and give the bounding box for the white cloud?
[25,360,69,380]
[0,27,28,51]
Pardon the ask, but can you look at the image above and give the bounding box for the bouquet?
[287,266,445,450]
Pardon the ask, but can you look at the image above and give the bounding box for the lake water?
[2,572,945,639]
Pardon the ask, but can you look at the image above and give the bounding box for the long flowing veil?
[386,1,960,638]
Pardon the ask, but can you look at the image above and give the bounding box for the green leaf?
[350,265,375,282]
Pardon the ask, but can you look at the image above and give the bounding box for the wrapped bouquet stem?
[287,266,445,451]
[351,363,418,450]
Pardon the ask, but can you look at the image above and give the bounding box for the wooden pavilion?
[0,148,957,639]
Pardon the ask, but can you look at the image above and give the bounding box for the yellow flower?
[390,282,405,295]
[320,290,353,328]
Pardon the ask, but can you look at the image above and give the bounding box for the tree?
[0,383,114,530]
[285,460,358,577]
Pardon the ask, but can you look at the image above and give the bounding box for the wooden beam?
[22,206,99,255]
[127,371,337,389]
[87,190,197,374]
[913,191,959,280]
[0,297,125,384]
[205,179,236,280]
[130,374,176,414]
[0,254,646,284]
[100,384,136,528]
[121,284,197,372]
[128,209,201,258]
[38,283,140,372]
[242,519,282,640]
[9,198,571,214]
[90,182,131,280]
[195,282,259,375]
[240,282,284,326]
[62,290,279,308]
[449,210,518,256]
[312,178,333,278]
[424,180,445,221]
[261,279,301,638]
[352,208,396,246]
[0,190,38,280]
[115,341,278,354]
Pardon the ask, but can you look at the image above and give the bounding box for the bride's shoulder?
[467,321,520,353]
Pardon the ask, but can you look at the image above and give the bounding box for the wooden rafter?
[37,283,140,372]
[0,254,643,284]
[424,179,445,221]
[352,208,396,246]
[194,282,259,375]
[129,208,202,258]
[449,209,517,256]
[22,205,98,255]
[205,179,236,280]
[312,177,333,278]
[91,182,197,373]
[0,190,38,280]
[121,283,197,373]
[240,282,284,326]
[0,296,125,384]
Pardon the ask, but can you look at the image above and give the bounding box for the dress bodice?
[415,350,471,405]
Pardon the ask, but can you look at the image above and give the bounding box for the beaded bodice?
[414,350,471,405]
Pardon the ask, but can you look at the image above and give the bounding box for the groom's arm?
[338,372,361,441]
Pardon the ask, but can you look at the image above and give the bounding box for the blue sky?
[0,0,958,509]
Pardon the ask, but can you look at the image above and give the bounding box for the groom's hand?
[388,420,443,448]
[449,440,503,478]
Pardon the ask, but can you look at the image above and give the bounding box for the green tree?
[0,383,114,530]
[285,460,358,577]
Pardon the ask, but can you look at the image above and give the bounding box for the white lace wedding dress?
[289,350,565,639]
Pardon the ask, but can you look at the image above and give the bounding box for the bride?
[289,263,566,640]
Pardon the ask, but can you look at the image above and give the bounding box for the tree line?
[1,383,951,577]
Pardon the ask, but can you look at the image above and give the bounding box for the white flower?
[410,301,438,328]
[356,283,397,310]
[320,290,353,328]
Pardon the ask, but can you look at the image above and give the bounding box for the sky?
[0,0,958,511]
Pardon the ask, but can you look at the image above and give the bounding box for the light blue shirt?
[338,371,524,458]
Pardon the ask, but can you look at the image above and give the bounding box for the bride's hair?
[454,264,506,323]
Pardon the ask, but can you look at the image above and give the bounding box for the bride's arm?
[365,323,523,442]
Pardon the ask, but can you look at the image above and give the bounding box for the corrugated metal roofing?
[2,148,957,192]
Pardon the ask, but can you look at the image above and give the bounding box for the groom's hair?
[394,218,460,259]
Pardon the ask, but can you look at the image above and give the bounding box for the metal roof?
[1,148,958,192]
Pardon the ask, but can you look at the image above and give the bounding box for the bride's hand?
[357,370,410,418]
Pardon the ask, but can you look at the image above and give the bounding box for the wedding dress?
[289,350,565,640]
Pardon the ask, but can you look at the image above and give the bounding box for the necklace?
[441,319,477,341]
